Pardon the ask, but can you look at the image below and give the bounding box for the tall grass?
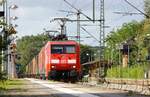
[106,64,147,79]
[0,79,25,91]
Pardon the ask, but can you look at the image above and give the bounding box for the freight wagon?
[26,55,39,78]
[26,41,81,81]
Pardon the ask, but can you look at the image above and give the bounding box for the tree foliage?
[16,34,51,73]
[105,21,145,65]
[106,21,142,46]
[80,45,95,64]
[144,0,150,16]
[105,19,150,78]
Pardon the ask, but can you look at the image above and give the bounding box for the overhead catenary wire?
[81,26,99,42]
[124,0,149,18]
[113,12,142,16]
[106,0,143,31]
[63,0,93,21]
[105,15,126,25]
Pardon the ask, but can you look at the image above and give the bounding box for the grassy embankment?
[106,64,148,79]
[0,79,25,91]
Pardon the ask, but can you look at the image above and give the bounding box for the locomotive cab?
[48,41,81,80]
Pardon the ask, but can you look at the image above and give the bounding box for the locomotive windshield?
[51,45,63,54]
[65,45,75,53]
[51,45,75,54]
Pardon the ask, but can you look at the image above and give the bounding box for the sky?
[8,0,145,46]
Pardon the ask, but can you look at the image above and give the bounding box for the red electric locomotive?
[32,40,81,80]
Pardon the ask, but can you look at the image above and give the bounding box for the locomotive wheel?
[48,70,57,80]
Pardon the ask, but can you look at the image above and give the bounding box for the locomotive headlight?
[51,65,55,68]
[72,65,76,68]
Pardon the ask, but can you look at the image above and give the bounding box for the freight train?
[26,41,81,81]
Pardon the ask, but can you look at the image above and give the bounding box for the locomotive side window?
[51,45,63,54]
[65,45,75,53]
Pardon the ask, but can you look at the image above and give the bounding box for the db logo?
[61,60,66,63]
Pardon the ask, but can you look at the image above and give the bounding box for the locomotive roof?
[47,40,78,45]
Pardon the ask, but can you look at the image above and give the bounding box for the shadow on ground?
[0,92,148,97]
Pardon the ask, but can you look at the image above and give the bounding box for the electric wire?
[124,0,149,18]
[81,26,99,42]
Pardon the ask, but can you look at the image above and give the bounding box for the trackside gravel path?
[0,78,148,97]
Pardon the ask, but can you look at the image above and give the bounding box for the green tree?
[105,21,143,65]
[16,34,51,73]
[144,0,150,16]
[80,44,96,64]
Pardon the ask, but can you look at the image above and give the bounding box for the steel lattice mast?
[99,0,105,60]
[99,0,105,77]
